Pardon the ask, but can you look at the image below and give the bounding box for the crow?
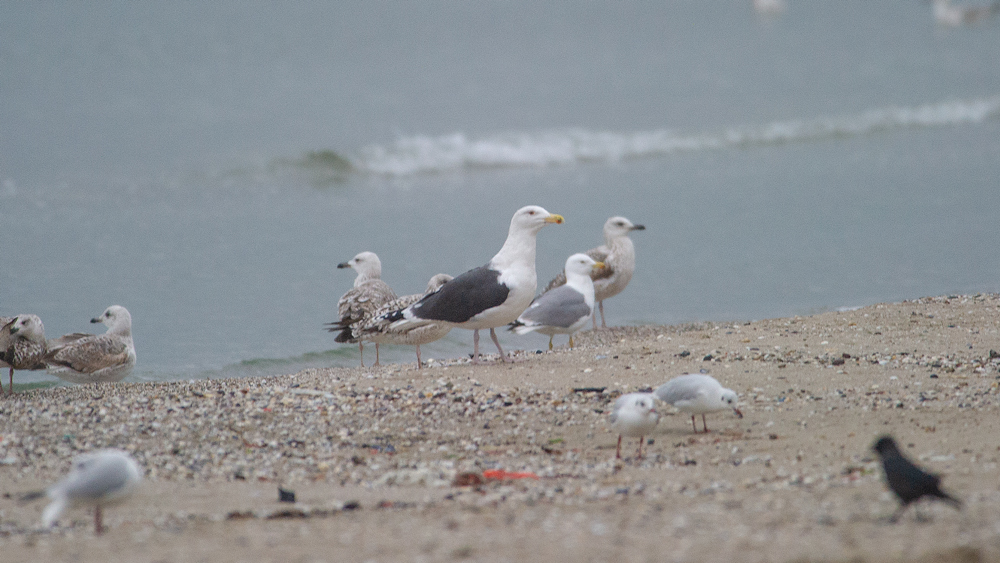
[872,435,962,522]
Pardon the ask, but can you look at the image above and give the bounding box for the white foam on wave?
[347,95,1000,176]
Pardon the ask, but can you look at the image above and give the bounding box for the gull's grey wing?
[519,286,591,328]
[654,376,707,404]
[59,461,132,501]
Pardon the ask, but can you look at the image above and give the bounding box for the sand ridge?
[1,294,999,562]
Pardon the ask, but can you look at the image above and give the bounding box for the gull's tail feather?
[41,496,67,528]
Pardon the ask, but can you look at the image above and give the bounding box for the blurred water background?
[2,1,999,382]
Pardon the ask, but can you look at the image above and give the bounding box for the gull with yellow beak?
[509,253,604,350]
[382,205,563,364]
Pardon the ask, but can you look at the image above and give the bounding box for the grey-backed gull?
[653,374,743,433]
[509,253,603,350]
[545,216,644,329]
[383,205,563,364]
[0,314,48,395]
[33,448,143,535]
[45,305,136,384]
[356,273,453,367]
[326,251,397,367]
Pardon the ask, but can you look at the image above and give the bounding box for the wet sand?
[2,294,1000,562]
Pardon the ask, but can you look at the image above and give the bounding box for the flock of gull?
[4,205,964,533]
[327,206,645,368]
[0,305,136,395]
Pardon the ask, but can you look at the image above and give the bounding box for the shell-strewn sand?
[3,294,1000,562]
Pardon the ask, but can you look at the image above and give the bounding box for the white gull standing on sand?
[608,392,659,459]
[34,448,142,535]
[0,314,48,395]
[545,216,644,329]
[356,273,454,367]
[326,251,397,367]
[383,205,564,364]
[44,306,136,384]
[509,254,604,350]
[654,374,743,433]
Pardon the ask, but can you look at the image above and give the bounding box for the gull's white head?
[603,216,645,241]
[612,392,660,429]
[720,388,743,418]
[91,306,132,334]
[338,251,382,283]
[8,314,45,342]
[509,205,564,235]
[564,253,603,277]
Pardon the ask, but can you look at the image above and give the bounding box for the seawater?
[2,2,999,382]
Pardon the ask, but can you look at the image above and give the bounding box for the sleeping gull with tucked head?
[44,306,136,384]
[326,251,397,367]
[509,253,603,350]
[356,273,454,367]
[608,392,659,459]
[654,374,743,433]
[382,205,563,364]
[0,314,48,395]
[545,216,644,329]
[32,448,142,535]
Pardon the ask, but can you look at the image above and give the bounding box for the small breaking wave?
[288,95,1000,178]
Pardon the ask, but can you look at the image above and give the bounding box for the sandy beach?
[2,293,1000,562]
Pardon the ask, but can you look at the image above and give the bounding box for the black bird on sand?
[872,435,962,522]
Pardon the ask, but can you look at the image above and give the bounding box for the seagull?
[544,216,644,329]
[355,273,454,367]
[654,374,743,433]
[382,205,563,364]
[508,254,604,350]
[326,251,397,367]
[0,314,48,395]
[608,393,659,459]
[31,448,143,535]
[45,306,136,384]
[872,435,962,522]
[933,0,1000,26]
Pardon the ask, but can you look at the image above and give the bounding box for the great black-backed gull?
[383,205,563,364]
[544,216,644,329]
[356,273,453,367]
[29,448,143,535]
[326,251,397,367]
[45,306,136,384]
[653,374,743,433]
[509,253,603,350]
[608,393,659,460]
[0,314,48,395]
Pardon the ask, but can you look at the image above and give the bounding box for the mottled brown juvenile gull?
[326,251,397,367]
[545,216,644,329]
[32,448,142,535]
[608,393,659,460]
[509,254,604,350]
[382,205,564,364]
[44,305,136,384]
[356,273,453,367]
[0,314,48,395]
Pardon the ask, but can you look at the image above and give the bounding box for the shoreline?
[3,293,1000,562]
